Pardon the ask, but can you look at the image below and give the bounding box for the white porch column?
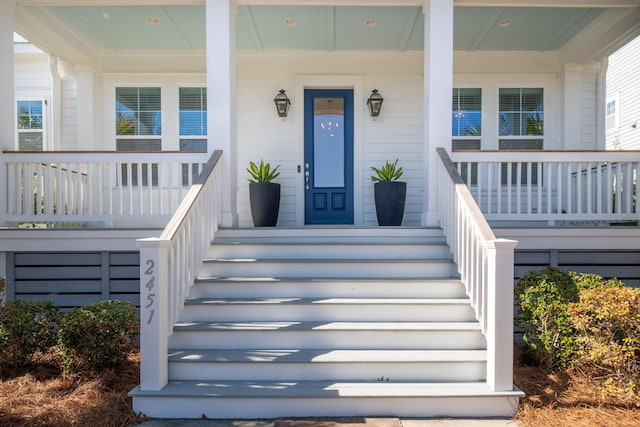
[206,0,237,227]
[562,64,582,150]
[422,0,454,226]
[485,238,518,391]
[0,0,16,152]
[0,0,16,226]
[76,65,99,150]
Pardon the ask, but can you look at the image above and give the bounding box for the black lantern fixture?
[273,89,291,120]
[367,89,384,119]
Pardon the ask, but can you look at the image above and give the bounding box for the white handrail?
[451,150,640,224]
[436,147,517,392]
[136,150,223,391]
[2,151,208,226]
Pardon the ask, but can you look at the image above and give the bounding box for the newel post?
[485,238,518,391]
[137,237,171,391]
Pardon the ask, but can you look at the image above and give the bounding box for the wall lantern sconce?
[367,89,384,119]
[273,89,291,120]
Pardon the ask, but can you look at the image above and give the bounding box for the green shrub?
[57,300,139,374]
[0,300,61,366]
[515,267,621,368]
[568,286,640,401]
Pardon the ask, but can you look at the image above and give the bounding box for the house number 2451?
[144,259,156,325]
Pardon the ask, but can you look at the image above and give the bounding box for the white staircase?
[131,227,522,419]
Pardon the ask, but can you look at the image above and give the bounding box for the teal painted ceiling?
[39,5,603,52]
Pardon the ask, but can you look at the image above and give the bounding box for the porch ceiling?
[16,4,618,54]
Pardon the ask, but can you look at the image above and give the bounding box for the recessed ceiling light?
[498,19,512,28]
[284,18,296,27]
[146,16,160,25]
[364,19,377,28]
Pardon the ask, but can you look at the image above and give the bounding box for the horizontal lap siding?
[514,250,640,287]
[7,251,140,310]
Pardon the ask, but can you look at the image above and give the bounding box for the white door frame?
[294,75,364,226]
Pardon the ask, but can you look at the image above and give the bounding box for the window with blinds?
[498,88,543,142]
[179,87,207,137]
[17,100,44,151]
[115,87,161,187]
[179,87,207,185]
[116,87,161,137]
[452,88,481,139]
[452,89,481,184]
[499,88,543,185]
[606,97,618,130]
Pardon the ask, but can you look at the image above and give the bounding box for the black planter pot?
[374,181,406,226]
[249,182,281,227]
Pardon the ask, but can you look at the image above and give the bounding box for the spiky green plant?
[247,160,281,183]
[370,159,403,182]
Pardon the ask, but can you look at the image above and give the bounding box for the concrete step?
[188,278,469,299]
[167,348,487,382]
[199,258,458,279]
[130,380,524,419]
[214,227,446,242]
[168,321,486,350]
[207,241,452,260]
[178,297,476,322]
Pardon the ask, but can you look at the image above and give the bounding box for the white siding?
[236,51,425,227]
[580,68,598,150]
[14,47,51,150]
[61,78,77,150]
[606,35,640,150]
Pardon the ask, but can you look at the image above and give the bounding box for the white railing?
[2,151,209,226]
[451,151,640,224]
[436,148,517,392]
[136,150,223,391]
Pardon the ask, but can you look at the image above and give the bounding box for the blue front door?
[304,89,354,224]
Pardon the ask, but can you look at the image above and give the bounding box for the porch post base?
[422,211,440,227]
[221,211,238,228]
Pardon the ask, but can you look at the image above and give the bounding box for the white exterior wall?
[233,50,598,227]
[579,66,599,150]
[101,74,206,151]
[61,77,77,150]
[606,36,640,150]
[14,45,51,150]
[454,51,602,151]
[236,51,425,227]
[13,47,605,226]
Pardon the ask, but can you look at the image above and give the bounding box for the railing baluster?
[537,161,542,215]
[625,163,632,213]
[586,162,592,214]
[507,163,512,214]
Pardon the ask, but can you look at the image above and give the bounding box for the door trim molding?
[294,75,364,226]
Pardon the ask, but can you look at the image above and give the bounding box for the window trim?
[497,86,545,149]
[606,94,619,131]
[16,99,46,151]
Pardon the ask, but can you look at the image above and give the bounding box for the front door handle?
[305,171,310,189]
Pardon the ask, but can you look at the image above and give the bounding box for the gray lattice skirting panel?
[514,250,640,288]
[6,251,140,310]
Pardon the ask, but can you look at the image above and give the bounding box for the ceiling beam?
[239,6,264,50]
[14,5,100,66]
[327,6,335,52]
[15,0,640,7]
[399,7,421,51]
[467,7,505,51]
[560,7,640,63]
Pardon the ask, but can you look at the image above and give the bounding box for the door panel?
[304,89,354,224]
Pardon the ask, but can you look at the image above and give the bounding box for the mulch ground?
[1,346,639,427]
[0,350,143,427]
